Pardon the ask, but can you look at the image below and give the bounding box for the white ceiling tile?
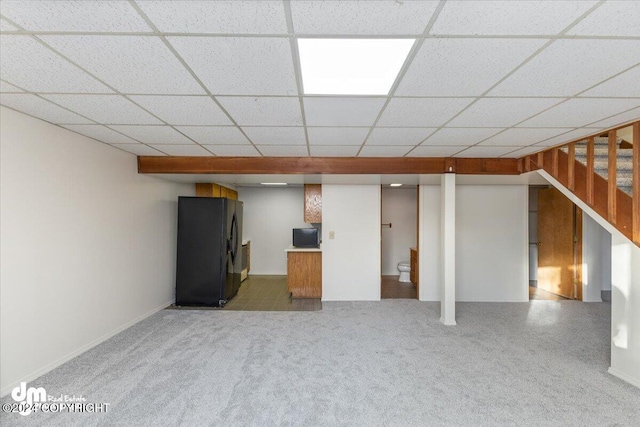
[148,144,213,156]
[396,38,546,96]
[585,106,640,129]
[42,95,161,124]
[0,36,112,93]
[0,1,151,32]
[110,143,166,156]
[203,144,261,157]
[129,96,232,125]
[218,97,302,126]
[175,126,249,145]
[367,128,434,146]
[108,125,194,145]
[359,146,412,157]
[0,94,92,123]
[242,127,306,145]
[307,127,369,146]
[304,97,386,126]
[290,0,438,35]
[447,98,564,127]
[0,19,19,31]
[533,128,596,147]
[431,1,597,35]
[63,124,141,144]
[519,98,640,128]
[378,98,473,127]
[41,35,204,94]
[454,146,522,158]
[137,1,287,34]
[310,145,360,157]
[406,146,467,157]
[490,39,640,96]
[568,2,640,36]
[168,37,297,95]
[257,145,309,157]
[580,65,640,98]
[479,128,574,146]
[505,146,547,158]
[0,81,24,92]
[422,128,502,146]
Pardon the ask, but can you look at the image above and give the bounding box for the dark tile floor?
[381,275,417,299]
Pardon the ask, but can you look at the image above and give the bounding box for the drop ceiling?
[0,0,639,160]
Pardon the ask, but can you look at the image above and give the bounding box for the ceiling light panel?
[175,126,249,145]
[298,39,414,95]
[0,19,19,31]
[304,97,386,126]
[359,146,412,157]
[257,145,309,157]
[378,98,473,127]
[136,1,288,34]
[396,38,546,96]
[567,1,640,36]
[585,106,640,130]
[0,0,151,32]
[204,144,260,157]
[580,66,640,98]
[309,145,360,157]
[217,97,303,126]
[307,127,369,146]
[447,98,564,128]
[290,1,438,35]
[519,98,640,128]
[0,81,24,92]
[108,125,194,145]
[422,128,502,146]
[0,94,92,124]
[111,144,166,156]
[241,127,306,145]
[367,128,435,146]
[168,37,297,95]
[63,124,141,144]
[479,128,573,146]
[455,146,522,158]
[0,36,112,93]
[430,1,597,35]
[43,94,161,124]
[129,96,232,126]
[490,39,640,97]
[148,144,212,156]
[40,35,204,94]
[406,145,467,157]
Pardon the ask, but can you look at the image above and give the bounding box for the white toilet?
[397,262,411,282]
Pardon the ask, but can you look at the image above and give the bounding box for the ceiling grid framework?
[0,0,638,159]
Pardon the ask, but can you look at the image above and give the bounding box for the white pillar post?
[440,173,456,325]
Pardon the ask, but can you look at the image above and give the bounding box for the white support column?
[440,173,456,325]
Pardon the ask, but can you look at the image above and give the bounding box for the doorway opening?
[380,185,418,299]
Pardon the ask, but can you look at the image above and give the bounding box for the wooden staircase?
[520,121,639,247]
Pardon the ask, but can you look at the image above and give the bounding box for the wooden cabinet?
[304,184,322,223]
[287,251,322,298]
[195,183,237,200]
[410,247,418,286]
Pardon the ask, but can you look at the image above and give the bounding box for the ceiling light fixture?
[298,38,415,95]
[260,182,288,186]
[390,183,403,187]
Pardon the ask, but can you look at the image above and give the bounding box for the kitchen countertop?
[285,245,322,252]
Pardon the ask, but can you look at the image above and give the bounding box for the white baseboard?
[0,299,172,398]
[608,367,640,389]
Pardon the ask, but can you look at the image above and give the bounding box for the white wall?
[583,213,612,302]
[237,187,309,275]
[0,107,192,396]
[322,185,381,301]
[381,187,417,275]
[456,185,529,302]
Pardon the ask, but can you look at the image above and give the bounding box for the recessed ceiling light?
[298,38,415,95]
[260,182,288,186]
[390,183,403,187]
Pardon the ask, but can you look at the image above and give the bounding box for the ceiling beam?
[137,156,521,175]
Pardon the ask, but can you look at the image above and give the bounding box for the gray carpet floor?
[2,300,640,426]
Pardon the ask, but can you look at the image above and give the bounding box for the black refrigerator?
[175,197,243,307]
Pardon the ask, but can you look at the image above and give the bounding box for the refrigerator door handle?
[230,212,238,264]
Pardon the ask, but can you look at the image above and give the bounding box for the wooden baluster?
[568,142,576,191]
[551,148,559,177]
[586,137,595,206]
[608,130,617,224]
[537,152,544,169]
[633,122,640,244]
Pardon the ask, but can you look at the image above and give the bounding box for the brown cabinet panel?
[287,252,322,298]
[304,184,322,223]
[410,247,418,286]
